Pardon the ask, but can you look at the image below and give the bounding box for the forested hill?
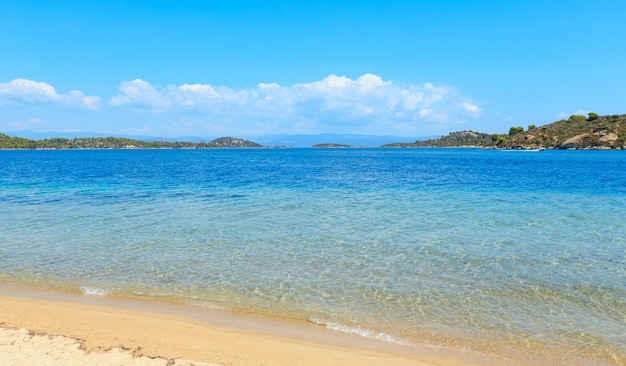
[384,113,626,149]
[204,137,263,148]
[0,135,263,149]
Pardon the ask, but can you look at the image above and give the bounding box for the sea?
[1,148,624,365]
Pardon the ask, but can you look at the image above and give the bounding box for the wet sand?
[0,290,524,366]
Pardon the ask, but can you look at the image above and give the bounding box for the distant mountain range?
[242,133,427,147]
[5,114,626,149]
[5,131,428,148]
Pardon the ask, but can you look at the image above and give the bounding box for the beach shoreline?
[0,289,532,366]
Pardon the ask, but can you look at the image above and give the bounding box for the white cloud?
[27,118,45,125]
[0,79,102,110]
[174,83,221,108]
[65,90,102,111]
[6,118,45,129]
[555,112,568,119]
[0,79,59,104]
[462,102,481,114]
[109,79,170,111]
[109,74,481,134]
[556,109,588,120]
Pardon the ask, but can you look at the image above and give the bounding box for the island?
[312,143,353,148]
[384,113,626,150]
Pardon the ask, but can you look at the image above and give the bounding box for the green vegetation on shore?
[0,135,263,149]
[2,113,625,150]
[384,113,626,149]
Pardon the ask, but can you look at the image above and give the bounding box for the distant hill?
[384,130,495,148]
[312,143,353,148]
[244,133,423,147]
[8,131,220,143]
[206,137,263,148]
[0,134,263,149]
[0,132,420,149]
[384,113,626,150]
[6,131,427,148]
[504,113,625,149]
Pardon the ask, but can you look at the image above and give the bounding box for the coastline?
[0,289,526,366]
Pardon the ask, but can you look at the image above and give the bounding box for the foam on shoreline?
[0,287,536,366]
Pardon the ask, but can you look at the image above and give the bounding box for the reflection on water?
[1,148,625,365]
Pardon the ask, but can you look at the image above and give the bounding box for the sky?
[1,0,625,138]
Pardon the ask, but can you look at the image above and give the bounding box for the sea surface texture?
[1,148,625,364]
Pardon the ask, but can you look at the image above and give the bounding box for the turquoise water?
[1,148,625,364]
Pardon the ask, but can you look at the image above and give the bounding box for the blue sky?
[1,0,625,138]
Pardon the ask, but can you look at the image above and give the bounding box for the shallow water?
[1,148,625,364]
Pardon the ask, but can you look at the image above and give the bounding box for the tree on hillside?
[509,126,524,135]
[587,112,599,121]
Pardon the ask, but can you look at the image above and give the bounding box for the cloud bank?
[0,79,102,111]
[109,74,481,134]
[1,75,481,136]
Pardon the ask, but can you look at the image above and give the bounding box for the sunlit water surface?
[1,148,624,364]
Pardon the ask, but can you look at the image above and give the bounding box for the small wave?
[80,286,109,296]
[309,317,412,346]
[198,302,224,310]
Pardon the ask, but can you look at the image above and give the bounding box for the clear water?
[1,148,625,364]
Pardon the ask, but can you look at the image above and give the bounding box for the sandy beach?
[0,291,526,366]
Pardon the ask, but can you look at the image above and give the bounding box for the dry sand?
[0,293,523,366]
